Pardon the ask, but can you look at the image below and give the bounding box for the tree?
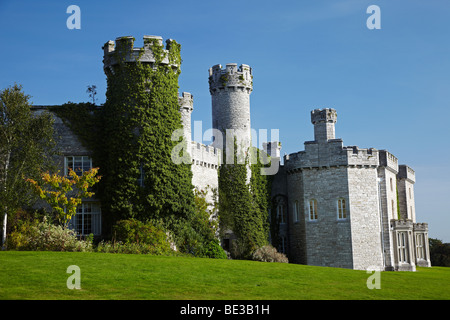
[86,85,97,104]
[0,84,57,249]
[26,168,101,227]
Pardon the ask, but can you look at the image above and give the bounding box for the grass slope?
[0,251,449,300]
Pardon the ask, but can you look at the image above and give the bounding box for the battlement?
[208,63,253,94]
[391,219,414,230]
[344,146,379,166]
[262,141,282,158]
[379,150,399,173]
[191,141,221,169]
[284,144,378,171]
[178,92,193,111]
[413,222,428,231]
[311,108,337,124]
[103,35,179,72]
[398,164,416,183]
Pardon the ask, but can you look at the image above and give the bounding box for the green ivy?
[218,141,271,259]
[99,39,195,247]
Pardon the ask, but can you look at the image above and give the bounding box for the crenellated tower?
[103,35,180,74]
[311,108,337,142]
[209,63,253,161]
[100,35,195,229]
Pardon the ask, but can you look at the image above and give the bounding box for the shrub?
[196,239,227,259]
[112,219,172,254]
[8,217,93,252]
[251,245,289,263]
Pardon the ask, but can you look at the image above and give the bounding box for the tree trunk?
[1,152,10,250]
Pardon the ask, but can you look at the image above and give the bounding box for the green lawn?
[0,251,449,300]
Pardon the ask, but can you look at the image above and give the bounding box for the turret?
[311,108,337,142]
[102,35,180,75]
[209,63,253,161]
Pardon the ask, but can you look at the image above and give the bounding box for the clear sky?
[1,0,449,242]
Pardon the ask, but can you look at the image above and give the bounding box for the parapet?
[103,35,180,73]
[208,63,253,94]
[398,165,416,183]
[178,92,193,111]
[392,219,414,230]
[311,108,337,125]
[191,141,222,169]
[344,146,379,167]
[413,222,428,232]
[284,144,379,172]
[262,141,281,158]
[378,150,399,173]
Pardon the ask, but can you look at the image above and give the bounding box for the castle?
[35,35,431,271]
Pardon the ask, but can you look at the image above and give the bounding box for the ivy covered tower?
[209,63,253,162]
[100,35,195,234]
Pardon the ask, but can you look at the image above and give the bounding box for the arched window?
[309,199,318,221]
[277,202,286,224]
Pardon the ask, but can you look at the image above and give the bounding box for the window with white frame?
[68,202,101,236]
[294,200,300,222]
[309,199,318,221]
[337,198,347,220]
[65,156,92,176]
[416,233,425,260]
[397,232,408,263]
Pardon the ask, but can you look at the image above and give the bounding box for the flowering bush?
[7,218,93,252]
[251,245,289,263]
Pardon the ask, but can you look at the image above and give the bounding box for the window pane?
[83,214,92,235]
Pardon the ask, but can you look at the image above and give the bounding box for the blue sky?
[1,0,449,242]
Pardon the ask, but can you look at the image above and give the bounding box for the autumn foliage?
[26,168,101,227]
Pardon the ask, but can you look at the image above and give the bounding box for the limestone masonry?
[38,35,431,271]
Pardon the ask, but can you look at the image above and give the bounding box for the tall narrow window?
[397,232,408,263]
[416,233,425,260]
[279,236,287,254]
[137,163,145,187]
[294,200,299,222]
[337,199,347,219]
[309,199,318,221]
[277,203,286,224]
[409,188,412,199]
[390,178,393,192]
[391,200,395,218]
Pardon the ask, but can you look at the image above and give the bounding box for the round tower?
[209,63,253,160]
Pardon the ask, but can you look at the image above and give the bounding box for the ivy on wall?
[218,142,272,258]
[98,37,196,246]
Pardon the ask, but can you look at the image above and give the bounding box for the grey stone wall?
[347,166,384,271]
[209,64,252,158]
[301,166,353,269]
